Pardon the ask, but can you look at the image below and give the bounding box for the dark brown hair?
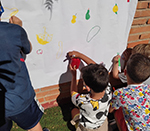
[81,64,109,93]
[127,53,150,83]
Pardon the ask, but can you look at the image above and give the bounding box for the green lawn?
[11,104,118,131]
[11,104,75,131]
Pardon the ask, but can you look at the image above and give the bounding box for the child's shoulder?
[106,85,112,93]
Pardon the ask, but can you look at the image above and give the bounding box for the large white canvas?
[1,0,138,89]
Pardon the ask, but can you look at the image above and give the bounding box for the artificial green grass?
[11,105,75,131]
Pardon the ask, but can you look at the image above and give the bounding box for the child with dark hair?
[68,51,112,131]
[81,64,109,93]
[110,53,150,131]
[0,1,49,131]
[126,54,150,83]
[110,44,150,131]
[110,44,150,88]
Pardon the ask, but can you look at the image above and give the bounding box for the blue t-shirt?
[0,22,35,117]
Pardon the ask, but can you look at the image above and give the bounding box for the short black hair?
[127,53,150,83]
[81,64,109,93]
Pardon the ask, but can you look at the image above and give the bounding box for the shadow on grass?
[58,102,76,131]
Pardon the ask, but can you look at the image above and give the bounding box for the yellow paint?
[56,41,63,59]
[2,7,19,20]
[113,4,118,14]
[10,9,19,16]
[36,35,49,45]
[36,27,53,45]
[71,14,76,24]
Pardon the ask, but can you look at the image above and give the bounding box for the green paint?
[86,9,90,20]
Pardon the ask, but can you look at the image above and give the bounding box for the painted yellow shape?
[36,35,49,45]
[10,9,19,16]
[113,4,118,14]
[2,7,19,20]
[56,41,63,59]
[36,27,53,45]
[71,15,76,24]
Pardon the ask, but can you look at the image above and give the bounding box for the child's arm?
[111,55,120,79]
[9,16,32,53]
[109,105,115,113]
[70,64,78,95]
[67,51,96,65]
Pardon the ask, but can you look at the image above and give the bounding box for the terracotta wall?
[127,0,150,48]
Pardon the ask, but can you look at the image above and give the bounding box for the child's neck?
[90,90,105,100]
[127,74,142,85]
[126,74,142,85]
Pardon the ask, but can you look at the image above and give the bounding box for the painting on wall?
[1,0,138,89]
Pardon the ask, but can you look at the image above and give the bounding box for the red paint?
[20,58,25,62]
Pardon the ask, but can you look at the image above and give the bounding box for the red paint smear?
[20,58,25,62]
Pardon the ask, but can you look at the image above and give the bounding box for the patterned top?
[111,84,150,131]
[71,86,112,129]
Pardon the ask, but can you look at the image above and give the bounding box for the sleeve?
[71,91,87,107]
[110,89,122,110]
[118,72,127,83]
[20,27,31,54]
[71,91,80,106]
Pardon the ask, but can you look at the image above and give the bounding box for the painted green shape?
[117,53,121,67]
[86,9,90,20]
[115,12,117,14]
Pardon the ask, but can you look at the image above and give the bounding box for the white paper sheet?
[1,0,138,89]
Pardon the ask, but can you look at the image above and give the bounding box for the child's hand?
[67,51,81,59]
[122,48,132,61]
[69,64,77,77]
[112,55,120,64]
[9,15,22,27]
